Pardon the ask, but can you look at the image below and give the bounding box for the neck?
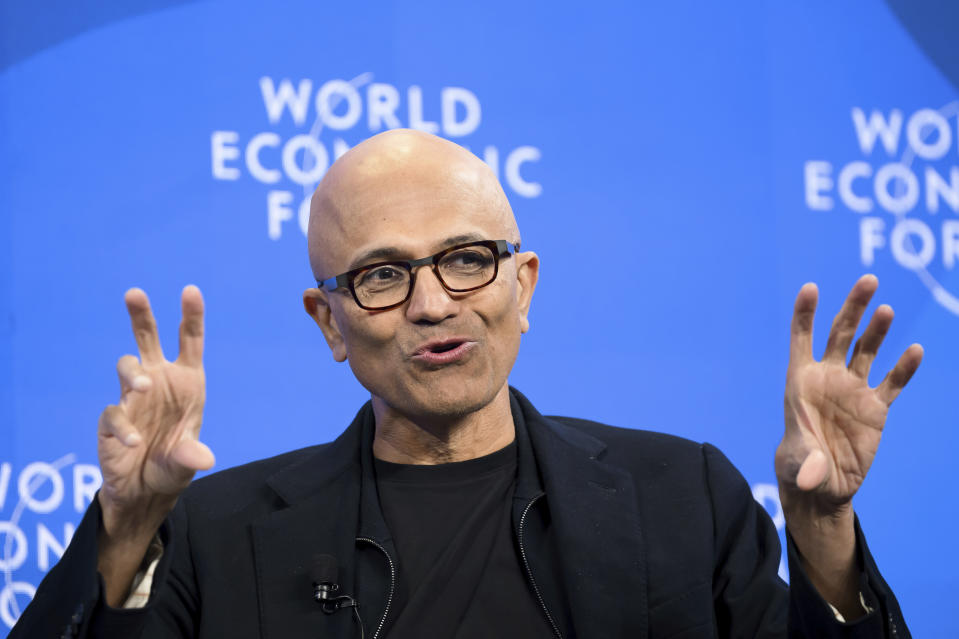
[371,384,515,464]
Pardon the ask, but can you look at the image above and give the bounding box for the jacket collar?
[252,390,649,639]
[251,404,371,639]
[512,388,650,639]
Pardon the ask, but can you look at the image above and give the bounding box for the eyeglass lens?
[352,244,498,309]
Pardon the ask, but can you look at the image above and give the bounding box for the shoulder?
[180,443,331,512]
[547,415,705,461]
[545,415,754,515]
[190,443,331,488]
[544,414,745,487]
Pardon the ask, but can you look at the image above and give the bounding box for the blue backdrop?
[2,1,957,635]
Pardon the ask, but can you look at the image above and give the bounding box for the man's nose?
[405,266,459,324]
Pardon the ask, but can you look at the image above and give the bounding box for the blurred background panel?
[1,1,955,635]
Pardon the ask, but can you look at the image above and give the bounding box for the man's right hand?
[95,285,215,606]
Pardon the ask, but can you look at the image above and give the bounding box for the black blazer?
[12,389,909,638]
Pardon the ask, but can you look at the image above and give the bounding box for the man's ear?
[514,251,540,334]
[303,288,348,362]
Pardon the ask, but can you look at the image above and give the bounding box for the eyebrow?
[346,233,488,271]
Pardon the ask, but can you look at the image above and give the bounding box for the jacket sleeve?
[7,495,200,639]
[6,496,103,639]
[702,443,910,639]
[785,519,910,639]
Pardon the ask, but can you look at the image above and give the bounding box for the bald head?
[307,129,520,279]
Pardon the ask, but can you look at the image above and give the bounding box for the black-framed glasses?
[317,239,519,311]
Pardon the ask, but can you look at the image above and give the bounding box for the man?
[12,129,921,638]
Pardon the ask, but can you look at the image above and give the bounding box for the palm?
[97,287,214,512]
[776,276,922,511]
[100,363,205,497]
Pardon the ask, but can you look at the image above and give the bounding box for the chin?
[385,374,503,423]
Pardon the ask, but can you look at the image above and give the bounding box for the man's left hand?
[776,274,922,616]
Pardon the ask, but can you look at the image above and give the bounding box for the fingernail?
[125,432,142,446]
[133,376,151,390]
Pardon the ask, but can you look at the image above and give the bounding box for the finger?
[823,274,878,363]
[795,448,829,491]
[789,282,818,364]
[125,288,165,364]
[878,343,924,406]
[117,354,152,394]
[98,405,143,447]
[177,285,205,368]
[848,304,894,379]
[171,438,215,471]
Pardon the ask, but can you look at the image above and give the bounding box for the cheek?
[339,316,404,394]
[477,281,523,363]
[331,303,398,365]
[488,274,521,325]
[340,312,396,357]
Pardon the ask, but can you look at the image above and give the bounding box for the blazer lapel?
[519,393,650,639]
[251,412,367,639]
[249,392,650,639]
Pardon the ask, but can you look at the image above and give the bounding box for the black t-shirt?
[373,442,556,638]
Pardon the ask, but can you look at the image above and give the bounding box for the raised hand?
[98,286,214,517]
[775,275,922,615]
[96,286,215,605]
[776,275,922,510]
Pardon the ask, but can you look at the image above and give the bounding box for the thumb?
[172,438,216,472]
[795,448,829,491]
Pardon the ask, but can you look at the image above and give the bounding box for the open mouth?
[430,342,462,353]
[413,339,476,364]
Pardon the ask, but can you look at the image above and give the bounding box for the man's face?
[304,132,538,423]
